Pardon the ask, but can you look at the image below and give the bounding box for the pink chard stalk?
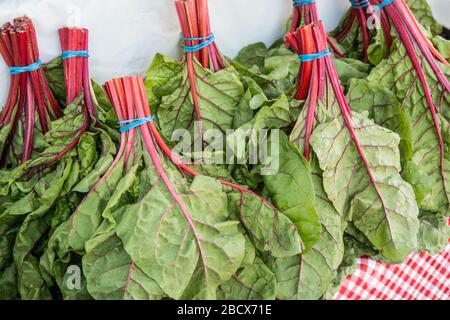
[0,17,61,167]
[289,0,343,57]
[174,0,225,146]
[42,27,98,165]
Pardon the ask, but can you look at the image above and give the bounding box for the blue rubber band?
[182,34,215,53]
[349,0,370,9]
[293,0,316,6]
[9,60,42,75]
[118,116,155,133]
[61,50,90,59]
[299,50,331,62]
[374,0,396,11]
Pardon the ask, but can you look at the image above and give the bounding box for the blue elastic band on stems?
[118,116,155,133]
[182,34,215,53]
[9,59,42,75]
[349,0,370,9]
[61,50,90,59]
[293,0,316,6]
[299,50,331,62]
[374,0,396,11]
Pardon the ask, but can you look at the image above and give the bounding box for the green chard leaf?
[144,53,184,112]
[116,165,245,300]
[263,132,321,252]
[83,232,165,300]
[226,188,304,259]
[156,59,244,143]
[346,79,413,160]
[404,0,443,35]
[234,42,269,72]
[13,159,75,300]
[361,39,450,217]
[310,112,420,263]
[217,257,276,300]
[0,264,18,300]
[268,159,345,300]
[417,211,450,255]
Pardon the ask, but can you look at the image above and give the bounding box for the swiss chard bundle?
[43,76,309,300]
[289,0,343,57]
[287,21,420,263]
[0,17,61,168]
[37,27,101,166]
[332,0,446,64]
[0,26,117,300]
[1,1,448,302]
[345,1,450,253]
[154,0,238,148]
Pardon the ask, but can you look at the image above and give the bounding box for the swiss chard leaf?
[156,60,244,142]
[217,257,276,300]
[268,159,345,300]
[83,232,165,300]
[362,39,450,216]
[310,112,420,263]
[404,0,443,35]
[116,169,245,300]
[263,133,321,252]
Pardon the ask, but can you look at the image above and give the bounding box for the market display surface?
[0,0,448,300]
[336,244,450,300]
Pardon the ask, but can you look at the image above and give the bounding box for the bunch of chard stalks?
[335,0,449,64]
[175,0,225,145]
[371,0,450,201]
[45,27,97,164]
[286,22,359,161]
[289,0,343,57]
[0,17,61,167]
[104,76,281,221]
[334,0,387,62]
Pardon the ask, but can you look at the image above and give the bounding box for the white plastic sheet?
[0,0,448,106]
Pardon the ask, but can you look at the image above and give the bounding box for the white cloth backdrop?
[0,0,448,106]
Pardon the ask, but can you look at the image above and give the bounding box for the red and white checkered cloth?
[335,245,450,300]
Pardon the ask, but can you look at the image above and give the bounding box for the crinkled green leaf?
[145,53,184,111]
[234,42,269,72]
[73,130,116,192]
[268,159,344,300]
[117,170,245,300]
[157,61,243,142]
[0,264,18,300]
[263,133,321,252]
[404,0,443,35]
[418,211,450,255]
[83,232,165,300]
[364,39,450,216]
[217,258,276,300]
[13,159,75,299]
[310,112,419,262]
[333,58,369,88]
[347,79,413,160]
[227,189,303,258]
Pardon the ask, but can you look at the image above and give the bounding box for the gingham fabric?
[335,245,450,300]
